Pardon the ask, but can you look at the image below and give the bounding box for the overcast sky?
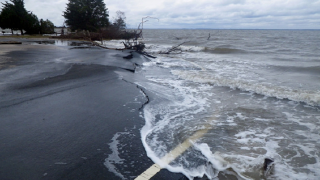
[1,0,320,29]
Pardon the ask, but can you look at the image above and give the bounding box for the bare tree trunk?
[11,29,13,35]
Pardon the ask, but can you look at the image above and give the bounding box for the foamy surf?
[109,30,320,180]
[172,70,320,106]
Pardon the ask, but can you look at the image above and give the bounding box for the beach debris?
[122,41,145,52]
[119,16,158,59]
[159,41,189,54]
[60,16,159,59]
[173,36,182,40]
[262,158,274,178]
[137,16,159,39]
[0,41,22,44]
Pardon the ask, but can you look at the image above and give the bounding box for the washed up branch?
[118,16,159,58]
[173,36,182,40]
[159,41,190,54]
[139,16,159,39]
[62,16,159,59]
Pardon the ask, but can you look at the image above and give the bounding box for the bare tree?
[113,11,126,30]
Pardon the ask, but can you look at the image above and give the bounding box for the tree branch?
[159,41,189,54]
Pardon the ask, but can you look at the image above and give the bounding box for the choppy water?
[104,30,320,180]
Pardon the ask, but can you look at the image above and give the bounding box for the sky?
[1,0,320,29]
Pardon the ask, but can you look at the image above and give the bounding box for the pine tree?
[0,0,48,35]
[0,0,28,35]
[40,19,55,34]
[63,0,109,32]
[24,12,40,34]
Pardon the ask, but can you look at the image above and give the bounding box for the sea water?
[105,30,320,179]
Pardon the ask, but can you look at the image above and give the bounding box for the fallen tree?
[94,16,158,58]
[53,16,159,59]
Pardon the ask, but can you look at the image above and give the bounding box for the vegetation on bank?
[0,0,136,40]
[0,0,150,54]
[63,0,109,32]
[60,0,136,40]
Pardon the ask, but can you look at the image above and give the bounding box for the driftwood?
[90,36,156,59]
[122,41,145,51]
[86,16,159,59]
[121,16,158,51]
[139,16,159,39]
[140,52,156,58]
[159,41,189,54]
[117,16,159,58]
[263,158,274,177]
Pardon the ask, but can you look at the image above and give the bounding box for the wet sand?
[0,38,186,180]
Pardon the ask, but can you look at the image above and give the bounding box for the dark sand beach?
[0,38,184,180]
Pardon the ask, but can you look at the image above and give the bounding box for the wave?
[270,65,320,75]
[172,70,320,106]
[144,43,247,55]
[204,47,247,54]
[99,39,126,48]
[100,40,247,56]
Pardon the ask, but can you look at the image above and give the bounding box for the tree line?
[0,0,54,35]
[0,0,127,36]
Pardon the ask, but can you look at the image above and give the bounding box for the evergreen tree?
[40,19,54,34]
[24,12,40,34]
[0,0,55,35]
[0,0,28,35]
[63,0,109,32]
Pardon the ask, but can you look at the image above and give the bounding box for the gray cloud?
[0,0,319,29]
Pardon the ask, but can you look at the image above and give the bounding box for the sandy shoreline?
[0,38,181,179]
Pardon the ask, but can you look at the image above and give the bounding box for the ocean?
[104,29,320,179]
